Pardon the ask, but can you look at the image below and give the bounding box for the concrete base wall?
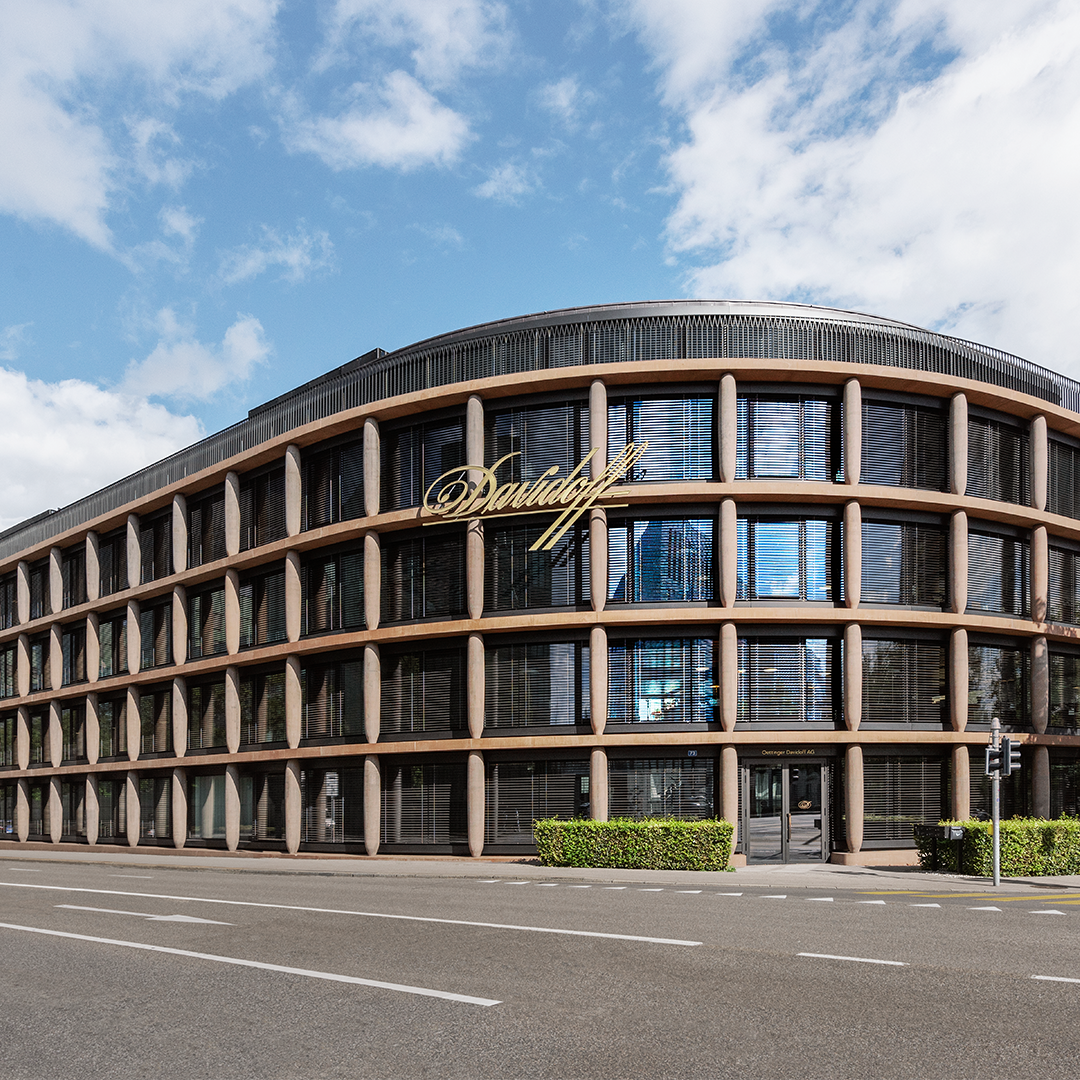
[830,849,922,867]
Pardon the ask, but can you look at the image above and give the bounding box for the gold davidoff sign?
[423,442,649,551]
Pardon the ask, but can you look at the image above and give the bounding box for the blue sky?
[1,0,1077,528]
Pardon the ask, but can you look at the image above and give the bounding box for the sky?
[1,0,1078,530]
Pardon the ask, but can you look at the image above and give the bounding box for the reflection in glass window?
[608,758,715,820]
[485,642,589,728]
[607,398,715,481]
[485,521,589,611]
[1051,653,1080,729]
[1048,547,1080,625]
[967,533,1028,617]
[736,396,837,481]
[609,519,714,602]
[862,639,947,728]
[968,644,1028,729]
[862,522,947,607]
[486,403,589,484]
[737,519,834,601]
[861,402,947,490]
[968,418,1029,504]
[738,638,836,725]
[382,418,465,511]
[608,639,715,725]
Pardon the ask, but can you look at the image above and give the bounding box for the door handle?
[786,813,791,842]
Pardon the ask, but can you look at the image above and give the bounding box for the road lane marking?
[637,888,664,892]
[0,883,700,947]
[1030,910,1066,915]
[807,897,834,902]
[567,885,591,889]
[535,883,559,887]
[910,903,941,908]
[716,892,743,897]
[968,906,1002,912]
[57,904,233,925]
[856,900,886,905]
[676,890,702,895]
[602,887,626,890]
[109,875,154,880]
[477,880,500,883]
[0,922,500,1006]
[762,895,787,899]
[6,868,40,872]
[504,882,529,886]
[1033,975,1080,984]
[797,953,907,967]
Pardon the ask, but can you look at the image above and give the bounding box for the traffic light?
[1002,737,1022,777]
[985,744,1003,774]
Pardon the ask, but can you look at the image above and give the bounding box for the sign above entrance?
[423,441,649,551]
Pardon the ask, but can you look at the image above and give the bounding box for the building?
[1,299,1078,864]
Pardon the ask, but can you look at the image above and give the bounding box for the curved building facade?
[3,299,1080,863]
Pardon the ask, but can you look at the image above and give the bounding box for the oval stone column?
[590,508,607,613]
[126,514,141,589]
[845,746,864,853]
[225,666,241,753]
[224,472,241,556]
[719,499,737,608]
[49,623,62,692]
[172,676,188,757]
[126,770,140,847]
[48,700,62,766]
[1031,636,1049,734]
[721,745,739,850]
[950,628,968,731]
[844,502,861,609]
[467,633,484,739]
[49,547,63,616]
[16,561,29,624]
[85,532,100,603]
[466,521,484,620]
[363,417,381,518]
[589,380,607,475]
[720,622,737,732]
[364,531,381,630]
[844,624,862,730]
[590,748,608,822]
[17,634,29,697]
[951,746,970,822]
[16,705,29,770]
[225,764,241,851]
[285,551,302,642]
[843,378,861,484]
[364,643,381,743]
[172,768,187,849]
[950,393,968,496]
[85,692,99,766]
[172,493,188,574]
[285,655,302,748]
[589,626,607,736]
[1031,526,1048,624]
[1030,414,1048,512]
[467,749,485,858]
[86,612,100,684]
[719,374,737,484]
[171,584,187,666]
[85,775,100,847]
[48,777,62,844]
[224,569,240,655]
[126,686,140,761]
[16,779,29,842]
[285,444,303,536]
[1032,745,1050,818]
[284,759,302,854]
[127,599,141,675]
[364,755,381,856]
[950,511,968,614]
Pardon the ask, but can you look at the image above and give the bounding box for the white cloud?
[0,367,202,531]
[120,309,271,401]
[629,0,1080,373]
[284,71,473,171]
[160,205,202,244]
[0,325,32,363]
[473,161,535,204]
[218,224,335,284]
[413,222,465,246]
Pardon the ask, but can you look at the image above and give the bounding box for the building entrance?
[743,761,829,862]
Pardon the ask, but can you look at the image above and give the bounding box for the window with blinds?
[302,548,363,635]
[27,781,47,836]
[968,644,1029,729]
[300,767,364,844]
[61,548,86,609]
[381,530,465,623]
[188,773,226,840]
[138,776,171,840]
[140,513,172,583]
[608,639,716,725]
[98,610,128,678]
[967,417,1029,504]
[1049,439,1080,519]
[139,599,173,669]
[736,518,835,602]
[484,760,590,844]
[241,669,286,744]
[188,586,226,659]
[98,529,127,597]
[29,560,48,620]
[1048,546,1080,624]
[862,757,946,847]
[609,518,715,602]
[97,696,127,758]
[861,402,947,490]
[485,403,589,485]
[188,679,226,749]
[61,702,86,761]
[240,467,287,551]
[861,639,947,728]
[60,779,86,838]
[485,520,590,611]
[0,573,15,629]
[485,642,590,729]
[737,638,837,725]
[188,490,226,566]
[29,709,45,763]
[0,781,14,833]
[380,761,468,845]
[608,757,716,820]
[1050,653,1080,729]
[967,532,1029,617]
[1050,759,1080,817]
[240,771,286,842]
[97,778,126,840]
[239,567,287,647]
[381,648,466,735]
[29,633,49,691]
[0,646,16,698]
[304,439,365,529]
[736,395,839,481]
[970,768,1026,820]
[301,656,364,739]
[862,521,947,607]
[382,417,465,511]
[0,713,15,767]
[607,397,716,481]
[139,688,171,755]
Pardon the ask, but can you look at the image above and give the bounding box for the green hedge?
[916,818,1080,876]
[533,817,735,871]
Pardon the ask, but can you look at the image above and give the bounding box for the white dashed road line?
[798,952,908,967]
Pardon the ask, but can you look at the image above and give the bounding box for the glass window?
[0,646,16,698]
[862,402,947,490]
[139,600,173,669]
[240,468,287,550]
[301,656,364,739]
[863,757,946,846]
[61,548,87,608]
[968,644,1028,730]
[607,397,715,481]
[138,776,171,840]
[188,491,226,566]
[240,567,287,647]
[381,531,465,623]
[485,403,589,485]
[188,587,226,659]
[484,760,590,844]
[737,518,834,601]
[737,395,838,481]
[0,573,17,629]
[98,610,128,678]
[608,758,715,820]
[862,639,947,728]
[98,530,128,597]
[61,703,86,761]
[304,440,364,529]
[380,762,467,845]
[383,417,465,511]
[381,649,466,735]
[189,680,226,750]
[139,514,172,584]
[240,772,285,842]
[968,417,1028,504]
[485,642,589,729]
[738,638,836,725]
[302,550,363,635]
[300,767,364,845]
[1049,439,1080,520]
[862,522,947,607]
[608,639,716,725]
[240,670,286,745]
[609,519,714,602]
[188,774,226,840]
[139,688,171,755]
[485,520,589,611]
[1050,653,1080,730]
[1048,546,1080,625]
[98,697,127,759]
[967,532,1028,617]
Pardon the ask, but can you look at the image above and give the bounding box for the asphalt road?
[2,859,1080,1079]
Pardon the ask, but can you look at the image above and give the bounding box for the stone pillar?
[48,700,62,766]
[126,514,141,589]
[364,755,381,856]
[363,417,381,518]
[843,378,861,484]
[720,622,737,732]
[844,501,861,609]
[950,511,968,614]
[467,633,484,738]
[16,705,29,770]
[225,666,241,753]
[468,750,484,858]
[224,569,240,655]
[364,531,381,630]
[48,776,62,843]
[172,584,187,666]
[49,622,62,690]
[719,499,737,607]
[172,768,187,849]
[85,692,99,766]
[589,509,607,613]
[950,628,968,731]
[1031,525,1048,624]
[719,374,737,484]
[16,779,29,842]
[49,547,63,616]
[172,676,188,757]
[1031,636,1048,734]
[285,655,302,747]
[589,626,607,736]
[721,745,739,849]
[362,643,380,743]
[16,634,29,697]
[285,551,302,642]
[225,764,240,851]
[466,521,484,620]
[224,472,241,557]
[172,493,188,574]
[467,392,485,475]
[589,379,608,475]
[127,599,141,675]
[844,624,862,731]
[85,532,100,603]
[126,770,140,847]
[1032,745,1050,818]
[950,393,967,496]
[285,444,303,536]
[85,775,100,846]
[1030,415,1048,512]
[126,686,140,761]
[16,560,29,624]
[951,746,970,822]
[86,611,100,684]
[285,759,302,854]
[590,748,608,822]
[845,745,863,853]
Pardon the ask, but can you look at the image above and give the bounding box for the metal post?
[991,716,1000,887]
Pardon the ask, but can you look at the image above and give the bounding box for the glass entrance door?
[745,762,828,862]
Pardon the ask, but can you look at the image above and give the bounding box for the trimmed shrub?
[916,817,1080,876]
[533,817,735,871]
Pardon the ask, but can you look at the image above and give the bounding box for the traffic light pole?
[991,716,1001,887]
